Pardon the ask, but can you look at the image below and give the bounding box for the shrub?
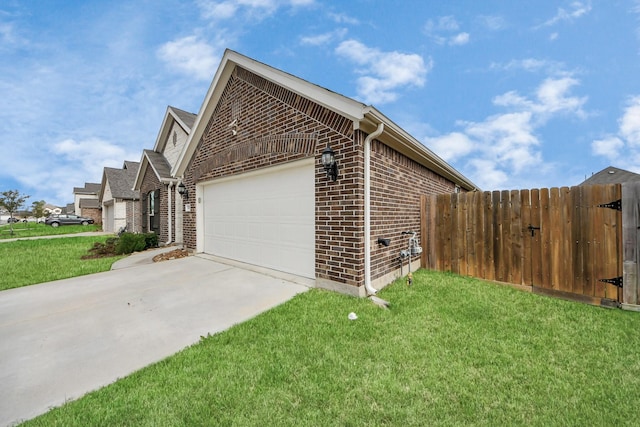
[143,232,158,249]
[115,233,146,255]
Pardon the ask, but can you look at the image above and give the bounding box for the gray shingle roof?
[143,149,172,180]
[580,166,640,185]
[104,161,140,200]
[79,198,100,209]
[73,182,101,195]
[169,106,196,131]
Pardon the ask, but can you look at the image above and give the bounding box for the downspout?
[167,182,173,246]
[364,123,384,296]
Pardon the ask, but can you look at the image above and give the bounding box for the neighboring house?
[79,198,101,225]
[133,106,196,245]
[44,204,62,215]
[172,49,477,297]
[99,161,140,233]
[580,166,640,185]
[72,182,101,216]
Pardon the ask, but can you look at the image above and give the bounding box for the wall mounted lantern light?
[321,144,338,181]
[177,182,189,198]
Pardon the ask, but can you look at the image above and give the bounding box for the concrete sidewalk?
[0,255,309,426]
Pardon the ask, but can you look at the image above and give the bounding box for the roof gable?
[99,161,140,201]
[173,49,477,191]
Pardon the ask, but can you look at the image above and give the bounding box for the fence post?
[622,182,640,310]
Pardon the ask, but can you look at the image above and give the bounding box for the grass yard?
[23,269,640,426]
[0,236,125,291]
[0,222,101,239]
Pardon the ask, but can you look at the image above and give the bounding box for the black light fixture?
[177,182,188,198]
[321,144,338,181]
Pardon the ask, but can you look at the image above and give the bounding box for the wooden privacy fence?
[421,183,640,308]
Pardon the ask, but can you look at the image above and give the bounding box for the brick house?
[172,50,477,296]
[72,182,101,222]
[133,106,196,245]
[99,161,140,233]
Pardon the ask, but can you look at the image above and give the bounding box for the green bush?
[143,232,158,249]
[114,232,159,255]
[115,233,146,255]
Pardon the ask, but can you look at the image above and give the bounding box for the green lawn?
[0,236,125,291]
[22,269,640,426]
[0,222,101,239]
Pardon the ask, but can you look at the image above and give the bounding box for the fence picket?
[420,184,623,306]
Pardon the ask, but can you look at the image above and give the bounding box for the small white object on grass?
[348,312,358,320]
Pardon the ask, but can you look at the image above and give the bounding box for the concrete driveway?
[0,254,309,426]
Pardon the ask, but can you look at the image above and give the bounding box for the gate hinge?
[597,199,621,211]
[599,276,623,288]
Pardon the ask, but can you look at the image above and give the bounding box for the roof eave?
[360,107,479,191]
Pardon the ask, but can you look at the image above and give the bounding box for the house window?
[148,191,155,217]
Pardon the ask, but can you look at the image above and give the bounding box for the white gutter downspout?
[364,123,384,296]
[167,182,173,246]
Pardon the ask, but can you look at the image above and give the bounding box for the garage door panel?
[202,160,315,279]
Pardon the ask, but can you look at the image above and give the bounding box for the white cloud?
[450,32,469,46]
[300,28,347,46]
[423,77,587,189]
[478,15,506,31]
[619,95,640,146]
[157,35,223,81]
[425,132,474,162]
[592,96,640,170]
[197,0,314,21]
[335,39,430,105]
[592,136,624,160]
[329,12,359,25]
[424,16,469,46]
[539,1,592,27]
[493,76,586,121]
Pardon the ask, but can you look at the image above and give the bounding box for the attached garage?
[103,203,114,233]
[200,159,315,279]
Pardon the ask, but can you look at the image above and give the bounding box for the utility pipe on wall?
[364,123,384,296]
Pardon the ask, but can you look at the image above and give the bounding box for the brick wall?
[81,207,101,225]
[369,139,456,282]
[125,199,141,234]
[182,65,361,287]
[139,166,168,241]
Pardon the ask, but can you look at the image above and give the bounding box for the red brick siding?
[369,139,456,281]
[80,208,102,225]
[182,66,362,286]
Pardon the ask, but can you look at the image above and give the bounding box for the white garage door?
[103,205,114,233]
[202,159,315,279]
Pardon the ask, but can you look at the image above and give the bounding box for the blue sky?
[2,0,640,207]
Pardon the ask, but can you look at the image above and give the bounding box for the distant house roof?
[132,106,196,190]
[73,182,101,195]
[65,203,75,213]
[79,198,100,209]
[580,166,640,185]
[100,161,140,201]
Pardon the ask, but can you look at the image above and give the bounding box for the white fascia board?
[131,152,149,191]
[152,107,176,153]
[362,107,479,191]
[173,49,366,178]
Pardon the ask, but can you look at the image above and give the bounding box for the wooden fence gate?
[421,184,629,306]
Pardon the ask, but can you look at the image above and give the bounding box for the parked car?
[45,214,94,227]
[7,217,20,223]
